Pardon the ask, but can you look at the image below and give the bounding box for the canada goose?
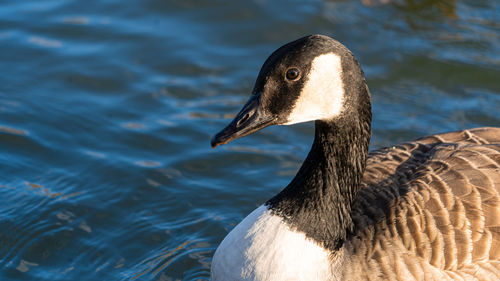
[210,34,500,281]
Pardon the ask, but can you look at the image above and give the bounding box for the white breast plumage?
[211,205,340,281]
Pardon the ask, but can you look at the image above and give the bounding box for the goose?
[209,34,500,281]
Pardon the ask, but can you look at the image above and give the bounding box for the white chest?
[211,205,339,281]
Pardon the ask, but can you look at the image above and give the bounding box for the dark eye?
[285,68,301,81]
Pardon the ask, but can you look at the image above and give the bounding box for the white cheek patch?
[284,53,344,125]
[211,205,335,281]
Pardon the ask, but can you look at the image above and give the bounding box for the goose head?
[211,34,370,148]
[210,35,373,281]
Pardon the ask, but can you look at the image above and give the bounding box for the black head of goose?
[210,35,500,281]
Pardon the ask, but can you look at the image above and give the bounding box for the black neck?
[267,113,371,250]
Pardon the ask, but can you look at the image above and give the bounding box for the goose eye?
[285,68,301,81]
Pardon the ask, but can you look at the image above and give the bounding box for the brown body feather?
[345,127,500,280]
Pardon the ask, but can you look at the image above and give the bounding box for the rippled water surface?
[1,0,499,280]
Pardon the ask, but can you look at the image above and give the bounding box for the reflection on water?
[28,36,63,48]
[0,0,499,280]
[369,0,460,18]
[0,126,28,136]
[132,240,192,280]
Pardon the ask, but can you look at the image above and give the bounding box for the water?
[0,0,499,280]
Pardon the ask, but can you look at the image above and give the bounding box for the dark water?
[0,0,499,280]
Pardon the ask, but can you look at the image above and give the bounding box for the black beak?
[211,93,276,148]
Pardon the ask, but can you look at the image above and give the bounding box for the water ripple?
[0,0,499,280]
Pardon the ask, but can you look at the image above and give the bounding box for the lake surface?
[0,0,499,280]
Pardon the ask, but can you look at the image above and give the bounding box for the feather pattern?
[345,127,500,280]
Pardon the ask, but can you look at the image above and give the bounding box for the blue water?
[0,0,499,280]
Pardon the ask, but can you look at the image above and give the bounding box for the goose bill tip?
[211,137,220,148]
[211,135,228,148]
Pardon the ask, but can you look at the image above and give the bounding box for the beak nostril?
[237,113,250,127]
